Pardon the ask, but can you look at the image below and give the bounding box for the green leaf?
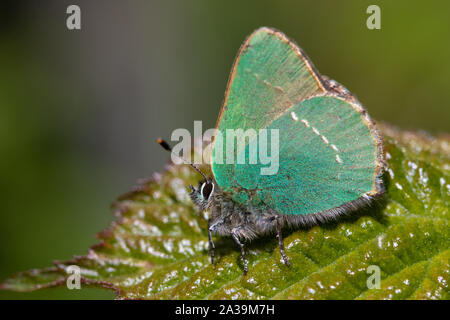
[1,124,449,300]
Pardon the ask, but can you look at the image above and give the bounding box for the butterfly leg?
[231,228,248,275]
[207,219,215,264]
[275,216,290,267]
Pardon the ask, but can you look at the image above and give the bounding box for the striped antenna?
[157,138,208,181]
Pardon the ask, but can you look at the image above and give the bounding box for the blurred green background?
[0,0,449,299]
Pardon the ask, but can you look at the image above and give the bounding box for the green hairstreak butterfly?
[159,27,385,275]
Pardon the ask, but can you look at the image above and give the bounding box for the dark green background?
[0,0,449,299]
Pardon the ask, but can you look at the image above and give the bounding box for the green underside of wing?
[213,96,378,215]
[212,28,324,204]
[220,29,323,135]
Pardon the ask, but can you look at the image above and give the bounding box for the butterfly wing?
[212,27,326,193]
[234,95,384,216]
[214,27,326,134]
[212,27,385,216]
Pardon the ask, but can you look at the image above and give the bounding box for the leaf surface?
[1,124,449,300]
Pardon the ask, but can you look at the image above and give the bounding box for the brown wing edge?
[210,26,327,173]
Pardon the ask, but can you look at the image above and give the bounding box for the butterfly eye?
[200,181,214,200]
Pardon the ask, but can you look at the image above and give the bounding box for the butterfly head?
[157,138,216,211]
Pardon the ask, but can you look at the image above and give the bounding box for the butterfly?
[159,27,385,275]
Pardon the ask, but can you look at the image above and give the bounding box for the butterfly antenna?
[157,138,208,181]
